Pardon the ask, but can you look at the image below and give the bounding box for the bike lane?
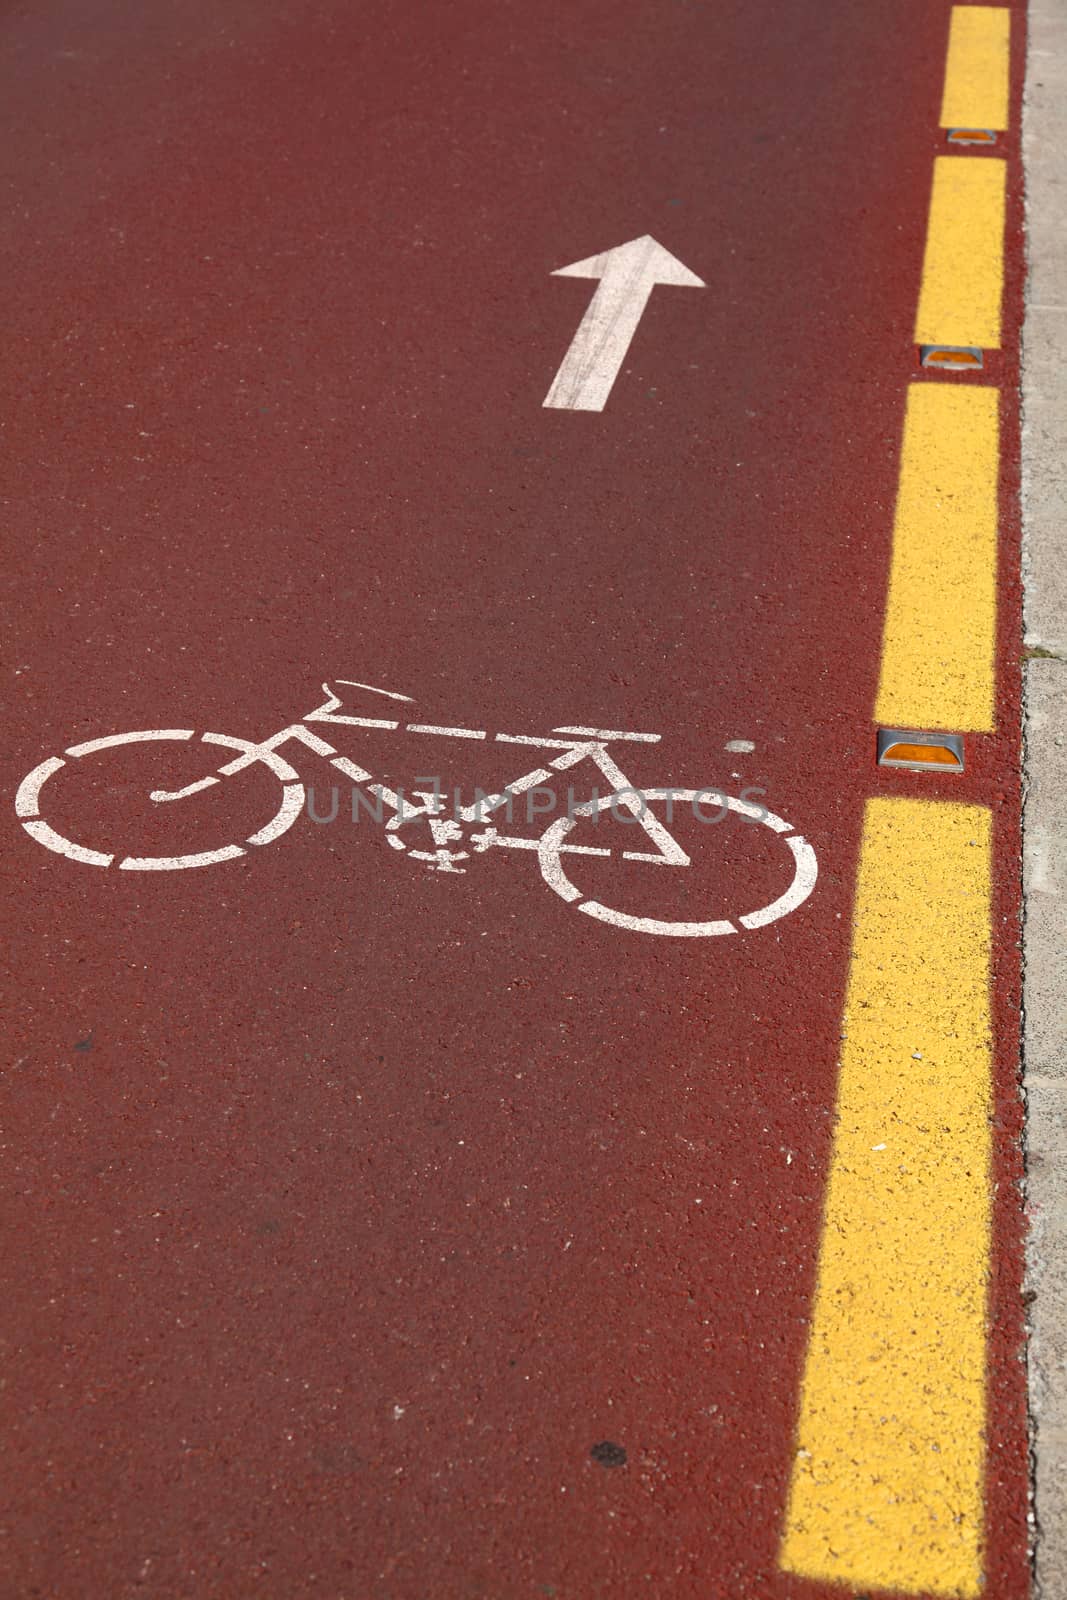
[1,2,1029,1596]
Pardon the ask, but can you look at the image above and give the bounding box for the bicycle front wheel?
[16,729,305,871]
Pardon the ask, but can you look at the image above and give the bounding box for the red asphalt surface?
[2,3,1029,1596]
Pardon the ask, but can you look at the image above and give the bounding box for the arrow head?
[551,234,705,288]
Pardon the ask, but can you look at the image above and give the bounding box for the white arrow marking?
[543,235,705,413]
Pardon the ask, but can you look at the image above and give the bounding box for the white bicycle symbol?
[15,679,817,938]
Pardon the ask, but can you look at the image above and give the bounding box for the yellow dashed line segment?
[875,382,999,734]
[914,157,1006,349]
[941,7,1011,132]
[779,797,993,1599]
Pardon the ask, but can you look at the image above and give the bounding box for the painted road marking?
[781,797,992,1598]
[538,789,816,937]
[121,845,247,871]
[247,782,306,846]
[66,728,195,757]
[779,3,1013,1588]
[914,158,1006,350]
[875,383,999,734]
[941,8,1011,133]
[21,818,113,868]
[552,725,661,743]
[543,235,704,412]
[17,696,816,936]
[334,678,414,702]
[330,755,375,783]
[14,754,65,816]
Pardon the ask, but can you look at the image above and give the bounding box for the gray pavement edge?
[1023,0,1067,1591]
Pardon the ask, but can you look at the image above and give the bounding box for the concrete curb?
[1022,0,1067,1593]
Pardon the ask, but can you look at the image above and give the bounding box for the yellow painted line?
[875,383,999,733]
[780,797,992,1598]
[914,157,1006,349]
[941,7,1011,131]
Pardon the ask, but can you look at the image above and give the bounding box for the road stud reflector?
[947,128,998,146]
[920,343,984,371]
[877,729,965,771]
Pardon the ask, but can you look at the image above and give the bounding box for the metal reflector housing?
[919,344,984,371]
[877,728,965,772]
[947,128,998,146]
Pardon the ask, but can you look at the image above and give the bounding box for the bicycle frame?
[169,683,693,874]
[15,679,816,936]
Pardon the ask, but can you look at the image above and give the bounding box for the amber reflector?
[947,128,998,146]
[885,742,958,766]
[877,729,965,772]
[920,344,984,371]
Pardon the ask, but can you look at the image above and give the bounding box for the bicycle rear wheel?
[536,788,817,936]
